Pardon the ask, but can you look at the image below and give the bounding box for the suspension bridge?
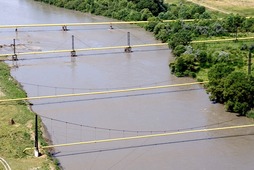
[1,19,254,158]
[1,36,253,61]
[1,81,254,155]
[0,19,215,30]
[0,81,208,102]
[23,123,254,152]
[1,18,254,61]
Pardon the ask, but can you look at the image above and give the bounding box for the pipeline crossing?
[0,81,208,102]
[23,123,254,152]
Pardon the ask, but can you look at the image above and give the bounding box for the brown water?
[1,0,254,169]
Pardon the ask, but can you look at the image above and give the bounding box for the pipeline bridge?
[1,20,254,156]
[0,81,208,102]
[23,123,254,152]
[1,36,254,61]
[1,19,254,60]
[0,19,217,30]
[0,17,252,31]
[0,16,251,30]
[1,81,254,155]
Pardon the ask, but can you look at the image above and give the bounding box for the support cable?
[23,123,254,152]
[0,82,208,102]
[40,115,238,135]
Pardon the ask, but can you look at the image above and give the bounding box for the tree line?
[35,0,254,116]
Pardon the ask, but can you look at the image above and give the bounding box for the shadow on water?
[0,25,139,34]
[32,88,204,106]
[53,133,254,158]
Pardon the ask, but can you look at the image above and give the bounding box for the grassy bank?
[194,39,254,80]
[165,0,254,16]
[0,61,57,170]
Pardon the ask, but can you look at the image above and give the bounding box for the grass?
[188,0,254,16]
[165,0,254,16]
[191,37,254,81]
[247,109,254,118]
[0,62,57,170]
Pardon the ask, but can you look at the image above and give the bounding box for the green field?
[165,0,254,16]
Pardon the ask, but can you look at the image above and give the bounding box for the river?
[1,0,254,169]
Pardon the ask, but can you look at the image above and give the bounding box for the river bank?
[0,61,58,169]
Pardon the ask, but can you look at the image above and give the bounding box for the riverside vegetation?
[35,0,254,116]
[0,62,59,169]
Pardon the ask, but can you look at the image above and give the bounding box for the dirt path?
[0,157,11,170]
[186,0,230,14]
[186,0,254,15]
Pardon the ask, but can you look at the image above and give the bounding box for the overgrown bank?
[0,61,58,170]
[34,0,254,116]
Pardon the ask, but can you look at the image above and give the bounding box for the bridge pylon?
[71,35,77,57]
[12,39,18,61]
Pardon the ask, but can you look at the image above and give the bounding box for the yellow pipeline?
[0,17,252,29]
[1,36,254,57]
[0,43,168,57]
[23,123,254,152]
[2,17,249,29]
[0,81,208,102]
[192,37,254,43]
[0,21,147,29]
[0,19,221,29]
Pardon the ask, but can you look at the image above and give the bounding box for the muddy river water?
[1,0,254,169]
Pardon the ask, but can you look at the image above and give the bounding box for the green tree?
[155,28,169,42]
[224,14,245,40]
[172,45,185,57]
[126,10,141,21]
[168,30,192,49]
[196,50,207,67]
[170,54,199,77]
[140,8,153,21]
[129,0,166,16]
[206,63,235,103]
[145,17,161,32]
[223,72,254,115]
[242,17,254,32]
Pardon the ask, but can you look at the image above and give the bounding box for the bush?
[145,17,160,32]
[173,45,186,57]
[247,109,254,118]
[170,54,199,77]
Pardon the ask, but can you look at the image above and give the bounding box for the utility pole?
[34,114,40,157]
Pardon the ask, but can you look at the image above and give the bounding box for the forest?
[35,0,254,116]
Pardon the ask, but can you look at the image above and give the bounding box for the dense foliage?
[35,0,166,20]
[206,64,254,115]
[34,0,254,115]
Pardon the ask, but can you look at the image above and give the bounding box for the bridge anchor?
[12,54,18,61]
[124,47,132,53]
[62,25,68,31]
[71,50,77,57]
[109,23,113,29]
